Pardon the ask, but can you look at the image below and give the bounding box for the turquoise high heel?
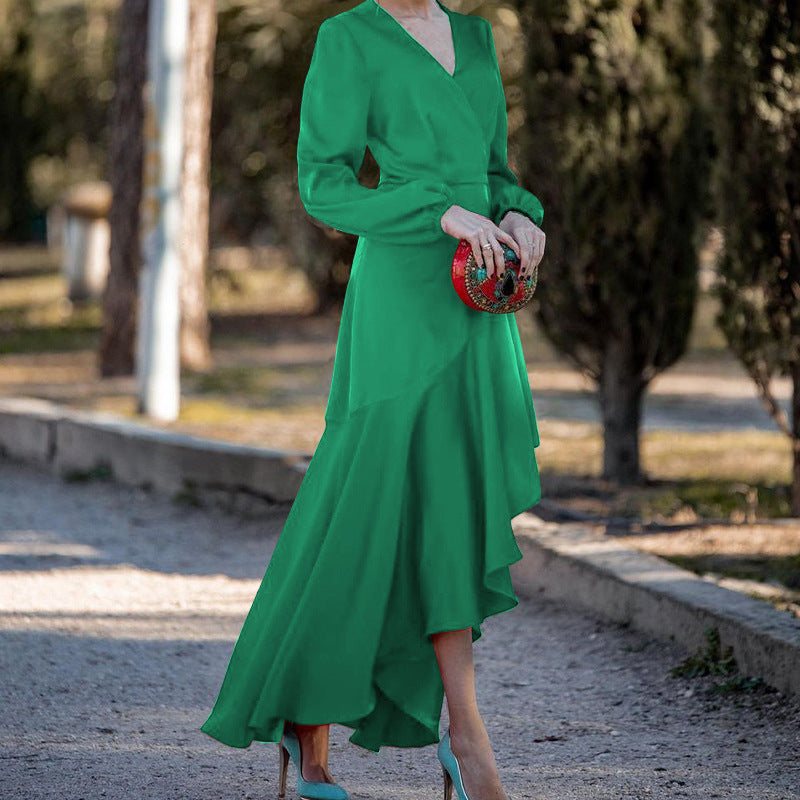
[436,727,471,800]
[277,725,350,800]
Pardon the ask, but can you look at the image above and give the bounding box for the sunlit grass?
[188,364,276,396]
[0,247,101,354]
[536,420,793,521]
[670,553,800,590]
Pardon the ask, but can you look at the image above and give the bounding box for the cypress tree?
[512,0,714,483]
[0,0,45,241]
[709,1,800,514]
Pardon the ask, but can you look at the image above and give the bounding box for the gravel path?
[1,456,799,800]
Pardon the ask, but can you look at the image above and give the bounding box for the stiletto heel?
[278,724,350,800]
[436,727,470,800]
[278,740,290,798]
[441,761,454,800]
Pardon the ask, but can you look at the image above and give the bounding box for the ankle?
[293,723,331,776]
[449,717,489,748]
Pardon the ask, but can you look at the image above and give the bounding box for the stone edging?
[510,512,800,699]
[0,395,309,503]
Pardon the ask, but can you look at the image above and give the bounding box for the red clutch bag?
[450,239,538,313]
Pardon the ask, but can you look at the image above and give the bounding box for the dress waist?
[378,174,489,187]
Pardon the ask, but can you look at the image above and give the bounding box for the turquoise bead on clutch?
[451,239,538,313]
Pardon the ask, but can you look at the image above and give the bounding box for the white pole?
[137,0,189,421]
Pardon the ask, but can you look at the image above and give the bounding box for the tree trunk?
[792,357,800,516]
[179,0,216,371]
[98,0,148,377]
[599,336,646,485]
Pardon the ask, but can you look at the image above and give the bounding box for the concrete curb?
[2,394,799,699]
[0,395,309,503]
[510,512,800,699]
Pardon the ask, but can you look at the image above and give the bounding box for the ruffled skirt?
[200,182,541,753]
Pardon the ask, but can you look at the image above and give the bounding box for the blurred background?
[0,0,798,614]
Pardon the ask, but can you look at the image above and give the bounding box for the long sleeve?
[482,18,544,229]
[297,18,455,243]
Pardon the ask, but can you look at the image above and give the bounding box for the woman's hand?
[440,205,522,279]
[498,211,545,280]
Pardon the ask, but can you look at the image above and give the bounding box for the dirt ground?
[1,455,800,800]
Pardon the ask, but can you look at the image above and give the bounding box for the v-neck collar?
[370,0,459,79]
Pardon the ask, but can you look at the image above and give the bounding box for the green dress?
[200,0,544,755]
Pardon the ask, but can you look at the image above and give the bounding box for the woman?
[200,2,547,799]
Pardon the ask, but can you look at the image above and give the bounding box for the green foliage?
[174,481,205,508]
[514,0,715,385]
[628,477,791,521]
[670,626,737,678]
[0,0,115,239]
[62,462,113,482]
[671,627,767,694]
[709,2,800,403]
[713,674,764,694]
[668,551,800,591]
[191,364,274,396]
[673,478,790,520]
[0,322,98,355]
[211,1,357,243]
[0,0,46,240]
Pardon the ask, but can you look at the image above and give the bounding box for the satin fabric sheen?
[200,0,544,754]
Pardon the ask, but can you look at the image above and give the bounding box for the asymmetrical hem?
[200,0,544,754]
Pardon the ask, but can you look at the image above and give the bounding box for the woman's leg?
[283,721,337,783]
[431,628,509,800]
